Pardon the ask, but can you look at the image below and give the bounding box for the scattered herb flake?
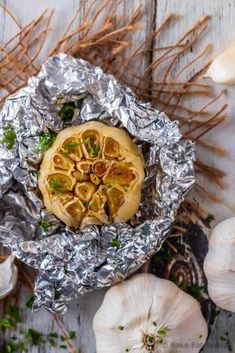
[38,217,52,232]
[62,149,70,155]
[60,344,67,349]
[58,102,76,120]
[0,319,14,330]
[65,142,81,148]
[24,328,44,345]
[2,123,16,150]
[35,132,56,154]
[205,212,215,225]
[111,239,121,248]
[118,325,124,331]
[125,349,129,352]
[68,331,76,339]
[157,326,169,338]
[152,243,172,264]
[49,177,65,194]
[152,321,157,326]
[5,305,21,324]
[55,291,61,300]
[146,335,155,344]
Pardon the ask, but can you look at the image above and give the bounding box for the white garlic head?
[206,43,235,84]
[204,217,235,312]
[0,255,18,300]
[93,273,208,353]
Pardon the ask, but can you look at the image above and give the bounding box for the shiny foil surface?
[0,54,195,312]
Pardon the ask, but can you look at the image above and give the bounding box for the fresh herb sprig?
[38,217,52,232]
[58,102,76,120]
[35,132,56,154]
[0,303,77,353]
[83,136,99,157]
[2,123,16,150]
[49,177,65,194]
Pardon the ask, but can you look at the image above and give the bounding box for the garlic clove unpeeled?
[204,217,235,312]
[206,43,235,84]
[93,273,208,353]
[0,255,18,300]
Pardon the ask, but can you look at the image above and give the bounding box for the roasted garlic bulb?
[38,122,144,228]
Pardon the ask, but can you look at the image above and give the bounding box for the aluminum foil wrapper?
[0,54,195,313]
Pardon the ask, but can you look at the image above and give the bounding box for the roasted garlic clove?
[61,136,83,161]
[65,199,86,226]
[0,255,18,300]
[47,173,74,194]
[73,170,90,182]
[92,159,109,177]
[81,129,101,159]
[103,137,122,159]
[103,162,136,186]
[52,152,75,172]
[105,187,125,219]
[74,182,97,202]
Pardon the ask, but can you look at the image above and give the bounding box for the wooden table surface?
[1,1,235,352]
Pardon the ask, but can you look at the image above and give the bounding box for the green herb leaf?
[152,321,157,326]
[49,177,65,194]
[152,243,172,264]
[55,291,61,300]
[24,328,44,345]
[205,212,215,225]
[35,132,56,154]
[83,136,99,157]
[68,331,76,339]
[58,102,76,120]
[0,319,14,330]
[60,344,67,349]
[146,335,155,344]
[26,296,34,310]
[2,123,16,150]
[157,326,169,338]
[62,149,70,155]
[111,239,121,248]
[64,142,81,148]
[118,325,124,331]
[5,305,21,324]
[38,217,52,232]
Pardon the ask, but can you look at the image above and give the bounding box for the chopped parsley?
[157,326,169,338]
[24,329,44,346]
[49,177,65,194]
[152,243,172,264]
[111,239,121,248]
[38,217,52,232]
[58,102,76,120]
[83,136,99,157]
[179,281,203,302]
[152,321,157,326]
[146,335,155,345]
[2,123,16,149]
[205,212,215,225]
[35,132,56,154]
[68,331,76,340]
[64,142,81,148]
[55,291,61,300]
[118,325,124,331]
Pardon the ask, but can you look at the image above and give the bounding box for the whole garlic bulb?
[0,255,18,300]
[93,274,208,353]
[204,217,235,312]
[206,43,235,84]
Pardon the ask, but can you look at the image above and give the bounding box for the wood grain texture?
[0,1,235,353]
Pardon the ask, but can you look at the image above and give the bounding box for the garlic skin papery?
[93,274,208,353]
[206,43,235,84]
[0,255,18,300]
[204,217,235,312]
